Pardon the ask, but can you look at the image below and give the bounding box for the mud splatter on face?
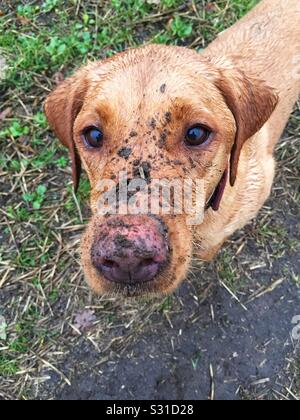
[160,83,167,93]
[114,234,133,249]
[129,130,138,137]
[173,160,183,166]
[189,156,196,169]
[149,118,157,129]
[118,147,132,160]
[158,132,167,149]
[165,112,172,124]
[133,159,141,167]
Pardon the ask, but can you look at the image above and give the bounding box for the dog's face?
[45,45,278,296]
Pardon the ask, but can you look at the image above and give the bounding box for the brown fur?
[45,0,300,295]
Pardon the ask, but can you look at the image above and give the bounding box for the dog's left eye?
[82,127,104,148]
[185,125,211,146]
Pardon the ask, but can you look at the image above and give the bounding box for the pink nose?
[91,216,169,285]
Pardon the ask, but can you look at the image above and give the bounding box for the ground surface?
[0,0,299,400]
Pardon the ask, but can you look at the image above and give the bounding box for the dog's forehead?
[86,45,220,110]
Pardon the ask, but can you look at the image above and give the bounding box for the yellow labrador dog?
[45,0,300,296]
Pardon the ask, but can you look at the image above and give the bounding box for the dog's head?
[45,45,278,296]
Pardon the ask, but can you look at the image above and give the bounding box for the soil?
[57,280,299,400]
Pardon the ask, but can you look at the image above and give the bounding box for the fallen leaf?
[0,315,7,341]
[74,310,96,331]
[0,10,4,17]
[0,107,12,121]
[17,15,31,25]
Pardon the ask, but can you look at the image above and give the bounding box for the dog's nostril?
[102,259,117,269]
[94,254,162,285]
[140,258,156,268]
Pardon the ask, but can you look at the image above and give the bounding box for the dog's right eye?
[82,127,104,148]
[185,125,211,147]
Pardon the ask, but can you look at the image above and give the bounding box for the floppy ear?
[216,68,278,186]
[45,72,89,191]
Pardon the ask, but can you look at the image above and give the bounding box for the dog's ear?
[216,68,278,186]
[45,72,89,191]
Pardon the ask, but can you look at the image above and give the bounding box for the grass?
[0,0,299,401]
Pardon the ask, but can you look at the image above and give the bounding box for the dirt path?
[57,280,299,400]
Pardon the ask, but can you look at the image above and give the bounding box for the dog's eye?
[185,125,211,146]
[83,127,104,148]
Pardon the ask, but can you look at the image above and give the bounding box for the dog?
[45,0,300,296]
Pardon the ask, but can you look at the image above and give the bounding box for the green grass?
[1,1,185,92]
[0,304,60,380]
[0,0,260,93]
[0,355,19,377]
[217,249,241,291]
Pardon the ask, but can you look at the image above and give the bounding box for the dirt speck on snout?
[160,83,167,93]
[164,112,172,124]
[118,147,132,160]
[149,118,157,129]
[107,219,130,229]
[158,132,168,149]
[114,234,134,249]
[129,130,138,138]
